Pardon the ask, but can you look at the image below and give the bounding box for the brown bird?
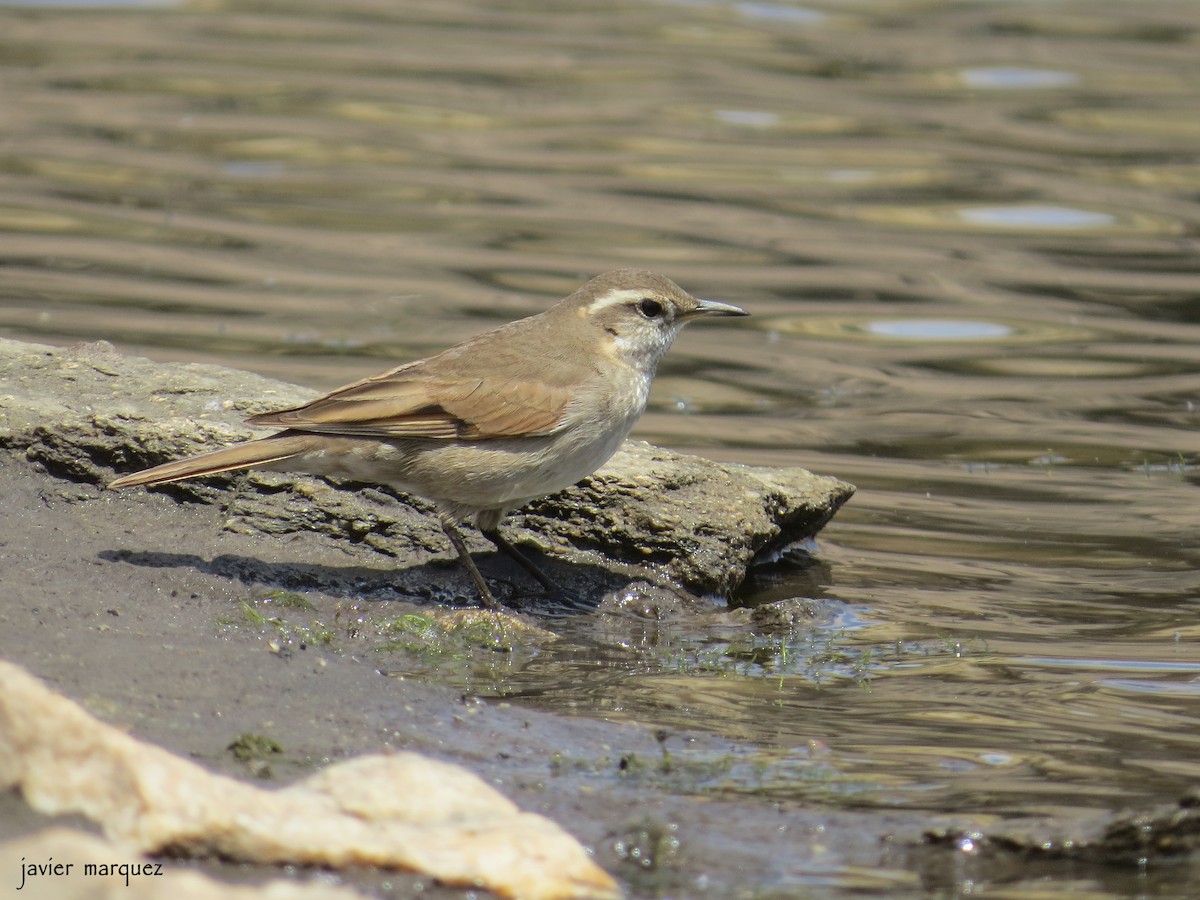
[108,268,748,607]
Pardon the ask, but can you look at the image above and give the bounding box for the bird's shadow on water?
[97,547,624,612]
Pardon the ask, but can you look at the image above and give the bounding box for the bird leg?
[479,527,559,595]
[438,516,501,609]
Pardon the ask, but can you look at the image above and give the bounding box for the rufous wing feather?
[108,433,320,489]
[246,372,571,440]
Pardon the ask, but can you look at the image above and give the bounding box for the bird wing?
[246,363,573,440]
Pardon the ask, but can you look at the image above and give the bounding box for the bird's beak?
[686,298,749,319]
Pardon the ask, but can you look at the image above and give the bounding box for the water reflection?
[765,314,1095,345]
[734,3,826,26]
[862,320,1013,340]
[845,203,1181,235]
[958,67,1080,89]
[956,205,1115,230]
[3,0,1200,879]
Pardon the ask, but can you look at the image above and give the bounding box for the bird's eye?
[637,298,664,319]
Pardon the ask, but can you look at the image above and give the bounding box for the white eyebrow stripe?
[584,288,649,315]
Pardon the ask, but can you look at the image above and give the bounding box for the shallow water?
[4,0,1200,886]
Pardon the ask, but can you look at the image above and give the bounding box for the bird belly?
[391,423,632,514]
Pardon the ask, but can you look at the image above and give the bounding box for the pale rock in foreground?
[0,660,620,900]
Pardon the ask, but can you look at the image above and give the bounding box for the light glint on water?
[864,320,1014,341]
[959,67,1080,89]
[956,205,1115,229]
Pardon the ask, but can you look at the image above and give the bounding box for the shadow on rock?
[99,546,634,611]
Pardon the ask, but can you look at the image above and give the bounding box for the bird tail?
[108,433,319,490]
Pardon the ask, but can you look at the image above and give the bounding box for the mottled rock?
[0,337,853,596]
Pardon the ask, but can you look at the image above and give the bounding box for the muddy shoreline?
[2,338,1196,896]
[0,446,936,897]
